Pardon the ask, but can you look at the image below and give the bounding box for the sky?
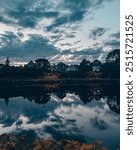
[0,0,120,65]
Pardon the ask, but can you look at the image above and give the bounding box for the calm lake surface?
[0,83,120,150]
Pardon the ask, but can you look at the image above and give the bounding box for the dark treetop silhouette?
[0,49,120,81]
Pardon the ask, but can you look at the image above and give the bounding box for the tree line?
[0,49,120,79]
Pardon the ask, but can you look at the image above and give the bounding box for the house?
[26,60,35,68]
[92,60,102,72]
[0,64,5,70]
[55,62,67,72]
[92,66,101,72]
[66,65,79,72]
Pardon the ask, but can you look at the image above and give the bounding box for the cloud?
[110,31,120,39]
[65,33,76,38]
[0,0,116,30]
[0,0,119,64]
[90,117,109,130]
[46,0,90,31]
[105,39,120,48]
[46,0,114,31]
[49,47,105,64]
[0,16,14,25]
[8,10,59,28]
[89,27,108,40]
[74,40,81,45]
[50,35,63,43]
[72,48,103,56]
[49,30,76,44]
[0,32,59,59]
[60,43,73,47]
[99,31,120,51]
[0,0,116,34]
[0,0,59,28]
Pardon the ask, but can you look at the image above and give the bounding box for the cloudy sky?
[0,0,120,65]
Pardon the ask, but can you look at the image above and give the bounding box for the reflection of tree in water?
[4,98,9,105]
[54,91,66,100]
[76,86,103,103]
[1,84,120,113]
[90,117,109,130]
[26,93,50,105]
[107,96,120,114]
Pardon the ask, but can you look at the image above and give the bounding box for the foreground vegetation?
[0,133,109,150]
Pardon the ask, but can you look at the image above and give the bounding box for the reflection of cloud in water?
[90,117,109,130]
[0,93,119,145]
[50,93,81,103]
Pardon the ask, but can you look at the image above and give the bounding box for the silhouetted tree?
[35,59,51,70]
[5,57,10,66]
[79,59,91,77]
[106,49,120,64]
[103,49,120,78]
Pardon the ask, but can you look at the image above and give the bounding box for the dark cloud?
[0,31,20,43]
[50,35,64,44]
[72,48,103,56]
[50,35,62,40]
[52,29,66,34]
[46,0,90,31]
[65,33,76,38]
[60,43,73,47]
[60,47,103,56]
[89,27,108,40]
[0,16,13,25]
[49,53,102,64]
[0,0,59,28]
[50,31,76,44]
[49,47,105,64]
[46,0,113,31]
[46,15,83,31]
[110,31,120,39]
[8,9,59,28]
[0,0,114,30]
[0,0,118,64]
[74,40,81,45]
[105,39,120,47]
[90,117,109,130]
[46,15,70,31]
[0,32,59,59]
[63,0,90,11]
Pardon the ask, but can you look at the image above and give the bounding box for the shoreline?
[0,78,120,88]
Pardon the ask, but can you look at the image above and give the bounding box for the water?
[0,83,120,150]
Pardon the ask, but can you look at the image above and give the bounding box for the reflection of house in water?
[77,88,102,103]
[26,94,51,105]
[55,92,66,99]
[0,84,120,113]
[92,89,102,100]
